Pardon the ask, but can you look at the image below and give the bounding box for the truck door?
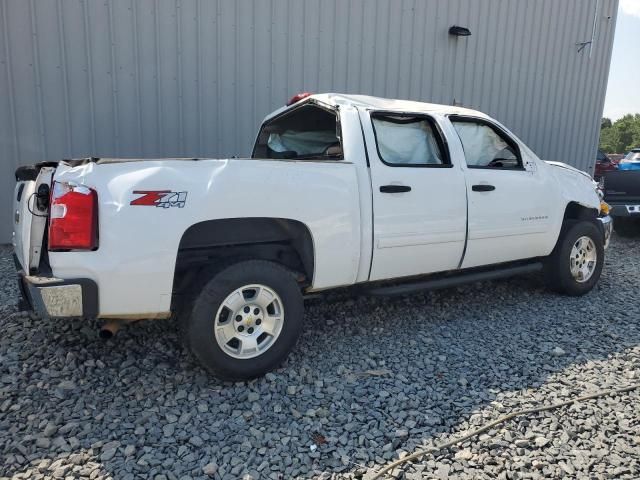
[362,111,468,281]
[448,116,554,268]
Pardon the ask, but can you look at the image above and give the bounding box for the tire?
[613,217,640,237]
[185,260,304,380]
[544,220,604,296]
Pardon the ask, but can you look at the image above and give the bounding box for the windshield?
[623,151,640,162]
[597,150,608,162]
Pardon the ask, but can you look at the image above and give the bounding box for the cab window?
[371,114,448,167]
[252,104,342,160]
[450,117,522,169]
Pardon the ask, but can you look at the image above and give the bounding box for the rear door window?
[371,114,449,167]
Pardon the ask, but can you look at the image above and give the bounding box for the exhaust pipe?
[99,320,123,339]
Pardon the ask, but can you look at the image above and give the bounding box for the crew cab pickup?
[14,93,612,379]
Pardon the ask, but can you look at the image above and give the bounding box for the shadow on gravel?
[1,235,639,479]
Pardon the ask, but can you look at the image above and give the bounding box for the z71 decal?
[130,190,188,208]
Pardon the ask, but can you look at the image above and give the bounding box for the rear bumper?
[17,266,98,318]
[597,215,613,249]
[609,203,640,217]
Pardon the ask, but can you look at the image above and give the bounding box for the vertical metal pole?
[589,0,600,58]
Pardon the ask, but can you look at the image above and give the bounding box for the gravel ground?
[1,234,639,480]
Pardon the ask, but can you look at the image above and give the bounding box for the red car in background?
[594,149,619,180]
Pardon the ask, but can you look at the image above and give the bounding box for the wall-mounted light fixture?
[449,26,471,37]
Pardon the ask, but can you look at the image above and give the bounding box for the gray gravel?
[1,234,639,480]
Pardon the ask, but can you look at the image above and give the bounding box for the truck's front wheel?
[186,260,304,380]
[544,220,604,296]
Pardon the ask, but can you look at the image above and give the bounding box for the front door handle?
[380,185,411,193]
[472,184,495,192]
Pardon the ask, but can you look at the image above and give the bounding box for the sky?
[602,0,640,120]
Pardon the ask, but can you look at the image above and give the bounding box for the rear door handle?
[472,184,495,192]
[380,185,411,193]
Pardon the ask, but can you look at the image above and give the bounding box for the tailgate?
[13,165,55,272]
[603,170,640,204]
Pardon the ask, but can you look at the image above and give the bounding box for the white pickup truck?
[14,93,612,379]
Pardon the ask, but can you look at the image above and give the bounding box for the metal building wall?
[0,0,618,243]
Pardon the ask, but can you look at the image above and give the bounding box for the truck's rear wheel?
[544,220,604,296]
[185,260,303,380]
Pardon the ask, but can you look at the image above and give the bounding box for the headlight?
[594,181,608,215]
[593,179,604,200]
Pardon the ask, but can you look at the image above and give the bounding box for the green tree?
[599,114,640,153]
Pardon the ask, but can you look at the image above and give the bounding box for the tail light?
[48,181,98,250]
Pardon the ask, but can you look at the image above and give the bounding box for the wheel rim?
[569,236,598,283]
[214,284,284,359]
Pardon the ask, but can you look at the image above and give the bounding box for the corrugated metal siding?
[0,0,618,242]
